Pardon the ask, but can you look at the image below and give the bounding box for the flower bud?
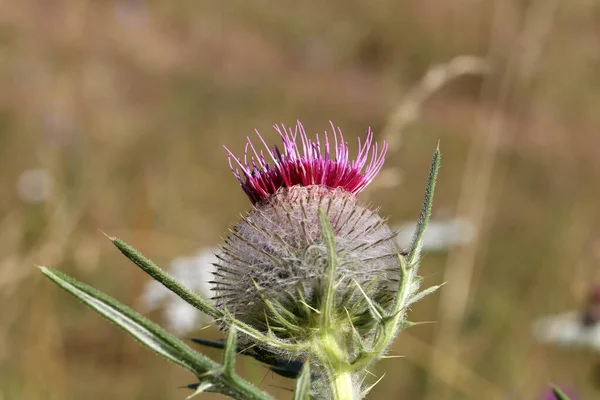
[214,185,398,337]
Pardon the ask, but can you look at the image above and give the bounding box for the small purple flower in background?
[533,284,600,351]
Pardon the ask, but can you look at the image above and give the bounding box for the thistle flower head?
[224,121,388,204]
[40,118,440,400]
[213,185,399,336]
[214,123,398,348]
[210,122,439,400]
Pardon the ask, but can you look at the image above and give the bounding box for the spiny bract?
[213,185,400,338]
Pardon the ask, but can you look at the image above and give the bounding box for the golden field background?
[1,1,599,399]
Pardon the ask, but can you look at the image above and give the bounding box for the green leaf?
[110,237,223,320]
[378,147,442,365]
[408,146,441,267]
[40,266,216,375]
[405,284,443,307]
[293,360,312,400]
[352,279,383,322]
[109,237,304,354]
[40,266,275,400]
[318,209,338,329]
[551,385,571,400]
[223,327,237,379]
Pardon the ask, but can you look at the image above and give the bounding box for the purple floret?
[224,121,388,204]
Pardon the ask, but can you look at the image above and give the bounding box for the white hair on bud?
[213,185,400,335]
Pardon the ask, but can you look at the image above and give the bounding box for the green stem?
[314,332,357,400]
[330,371,355,400]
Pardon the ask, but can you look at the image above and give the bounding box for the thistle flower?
[209,121,441,399]
[224,121,387,204]
[40,120,440,400]
[214,122,393,333]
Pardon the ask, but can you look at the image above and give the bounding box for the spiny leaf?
[110,237,223,320]
[293,360,312,400]
[40,266,216,375]
[344,307,365,354]
[110,236,301,355]
[408,147,441,267]
[551,385,572,400]
[41,267,274,400]
[405,284,443,307]
[388,147,441,340]
[353,279,383,321]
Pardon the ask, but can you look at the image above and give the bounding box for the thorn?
[190,337,226,350]
[352,279,383,321]
[185,381,214,399]
[299,300,320,314]
[198,324,214,332]
[410,320,437,326]
[98,229,115,241]
[196,368,223,379]
[180,384,197,390]
[364,369,377,378]
[361,373,386,397]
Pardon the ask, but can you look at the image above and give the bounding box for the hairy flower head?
[203,122,438,399]
[214,186,398,335]
[213,122,398,344]
[40,116,440,400]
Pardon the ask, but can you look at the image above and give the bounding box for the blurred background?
[1,0,600,399]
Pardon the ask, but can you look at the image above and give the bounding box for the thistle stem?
[330,370,355,400]
[314,332,357,400]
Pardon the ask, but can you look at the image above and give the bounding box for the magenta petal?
[225,121,388,204]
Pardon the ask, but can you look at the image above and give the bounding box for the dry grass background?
[1,1,600,399]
